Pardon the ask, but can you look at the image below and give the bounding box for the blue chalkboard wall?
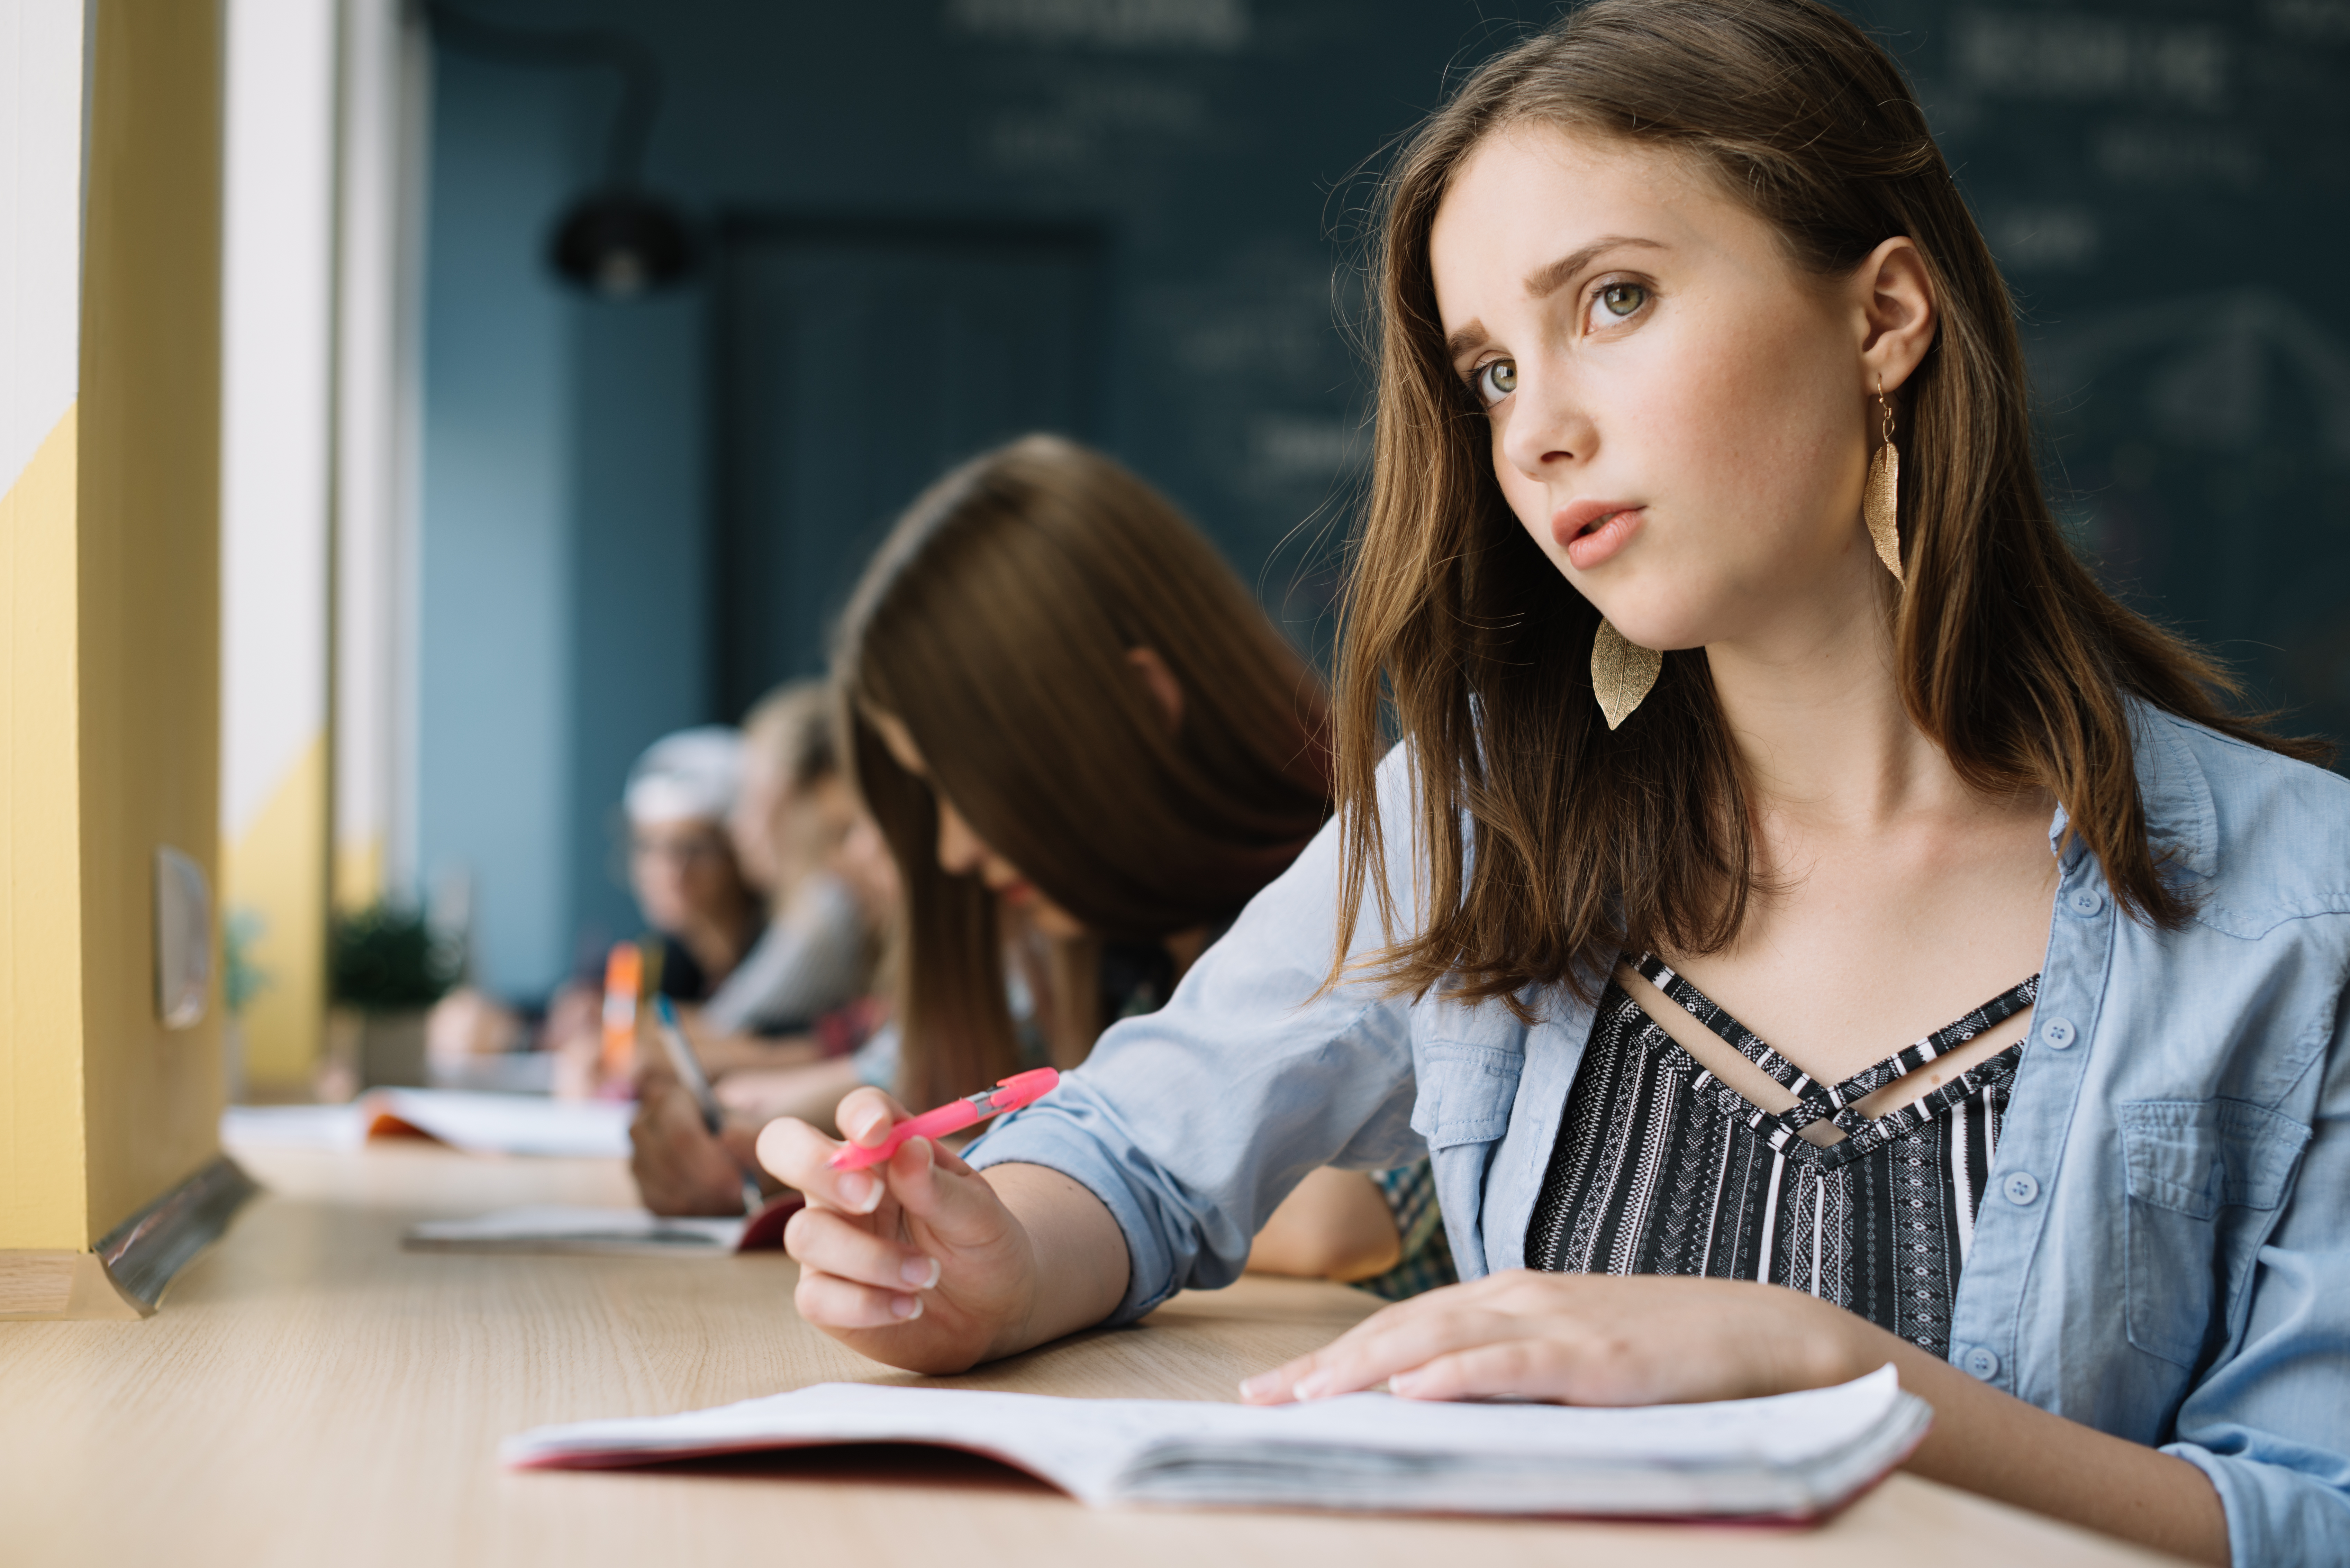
[417,1,2350,998]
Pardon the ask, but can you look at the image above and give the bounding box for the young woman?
[695,680,877,1057]
[542,727,766,1096]
[757,4,2349,1561]
[610,726,764,1003]
[650,434,1451,1293]
[436,728,764,1077]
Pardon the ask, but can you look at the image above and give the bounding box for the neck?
[675,903,751,979]
[1700,556,1956,836]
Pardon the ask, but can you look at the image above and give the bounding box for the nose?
[934,796,986,876]
[1496,357,1595,482]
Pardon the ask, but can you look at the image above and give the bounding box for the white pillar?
[219,0,338,1089]
[334,0,431,914]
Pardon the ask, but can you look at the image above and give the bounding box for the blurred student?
[429,725,763,1080]
[634,435,1452,1297]
[682,681,881,1074]
[630,792,900,1206]
[548,727,763,1096]
[619,727,763,994]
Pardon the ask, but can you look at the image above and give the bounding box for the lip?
[993,879,1037,906]
[1551,501,1645,572]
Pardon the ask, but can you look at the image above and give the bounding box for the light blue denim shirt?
[969,705,2350,1562]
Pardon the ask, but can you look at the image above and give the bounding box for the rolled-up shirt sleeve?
[967,753,1430,1324]
[2163,988,2350,1561]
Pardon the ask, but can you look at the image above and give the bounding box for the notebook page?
[221,1103,369,1151]
[404,1206,747,1254]
[1140,1363,1908,1466]
[505,1383,1177,1502]
[502,1368,1922,1518]
[1117,1368,1927,1517]
[368,1090,634,1158]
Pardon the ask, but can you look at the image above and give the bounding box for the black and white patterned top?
[1526,952,2038,1360]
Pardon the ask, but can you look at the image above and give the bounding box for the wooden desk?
[0,1141,2177,1567]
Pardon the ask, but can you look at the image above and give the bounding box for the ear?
[1852,236,1936,397]
[1124,646,1185,732]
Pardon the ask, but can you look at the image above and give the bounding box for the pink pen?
[826,1068,1061,1172]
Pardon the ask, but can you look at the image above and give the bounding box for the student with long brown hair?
[760,4,2349,1559]
[844,432,1446,1291]
[839,431,1331,1110]
[644,433,1450,1289]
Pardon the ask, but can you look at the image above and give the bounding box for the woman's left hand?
[1239,1269,1870,1407]
[629,1077,759,1216]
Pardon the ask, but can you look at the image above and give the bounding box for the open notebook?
[222,1090,633,1159]
[503,1367,1930,1520]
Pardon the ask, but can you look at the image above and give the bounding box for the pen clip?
[986,1067,1060,1113]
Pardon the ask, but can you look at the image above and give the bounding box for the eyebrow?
[1442,235,1669,362]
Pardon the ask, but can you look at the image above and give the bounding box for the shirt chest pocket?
[2120,1098,2310,1369]
[1409,1043,1523,1150]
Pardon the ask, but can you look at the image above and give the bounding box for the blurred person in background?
[687,680,881,1072]
[429,725,762,1083]
[632,435,1453,1300]
[632,789,902,1202]
[542,727,762,1096]
[614,726,765,999]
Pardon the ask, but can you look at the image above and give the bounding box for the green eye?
[1599,283,1646,318]
[1475,358,1518,404]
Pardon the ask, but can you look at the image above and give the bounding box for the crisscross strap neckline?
[1626,952,2041,1168]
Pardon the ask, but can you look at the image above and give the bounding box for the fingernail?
[890,1293,923,1321]
[1292,1372,1332,1401]
[901,1254,941,1289]
[1238,1373,1277,1401]
[1388,1372,1418,1396]
[837,1173,878,1212]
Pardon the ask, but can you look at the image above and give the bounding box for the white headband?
[624,726,742,825]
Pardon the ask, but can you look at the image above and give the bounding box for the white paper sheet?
[221,1103,370,1151]
[222,1090,632,1159]
[404,1205,746,1255]
[366,1089,633,1157]
[503,1367,1930,1520]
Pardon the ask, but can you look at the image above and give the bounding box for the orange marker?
[600,942,643,1081]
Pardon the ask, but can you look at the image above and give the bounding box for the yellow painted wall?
[0,0,226,1254]
[73,0,229,1243]
[226,734,330,1087]
[0,409,93,1251]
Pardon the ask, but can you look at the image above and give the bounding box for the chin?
[1573,566,1733,653]
[1582,607,1707,653]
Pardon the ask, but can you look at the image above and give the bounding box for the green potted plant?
[327,902,460,1090]
[220,907,270,1102]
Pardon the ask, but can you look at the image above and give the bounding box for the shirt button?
[1962,1346,2001,1380]
[2041,1017,2077,1050]
[2002,1171,2040,1206]
[2067,887,2104,918]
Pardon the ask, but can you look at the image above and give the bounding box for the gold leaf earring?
[1864,380,1903,581]
[1591,619,1661,731]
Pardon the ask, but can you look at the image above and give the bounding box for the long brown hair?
[837,434,1331,1107]
[1336,0,2325,1011]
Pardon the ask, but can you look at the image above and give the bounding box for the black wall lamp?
[427,3,693,299]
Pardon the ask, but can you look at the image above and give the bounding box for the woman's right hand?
[757,1087,1048,1375]
[629,1077,760,1217]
